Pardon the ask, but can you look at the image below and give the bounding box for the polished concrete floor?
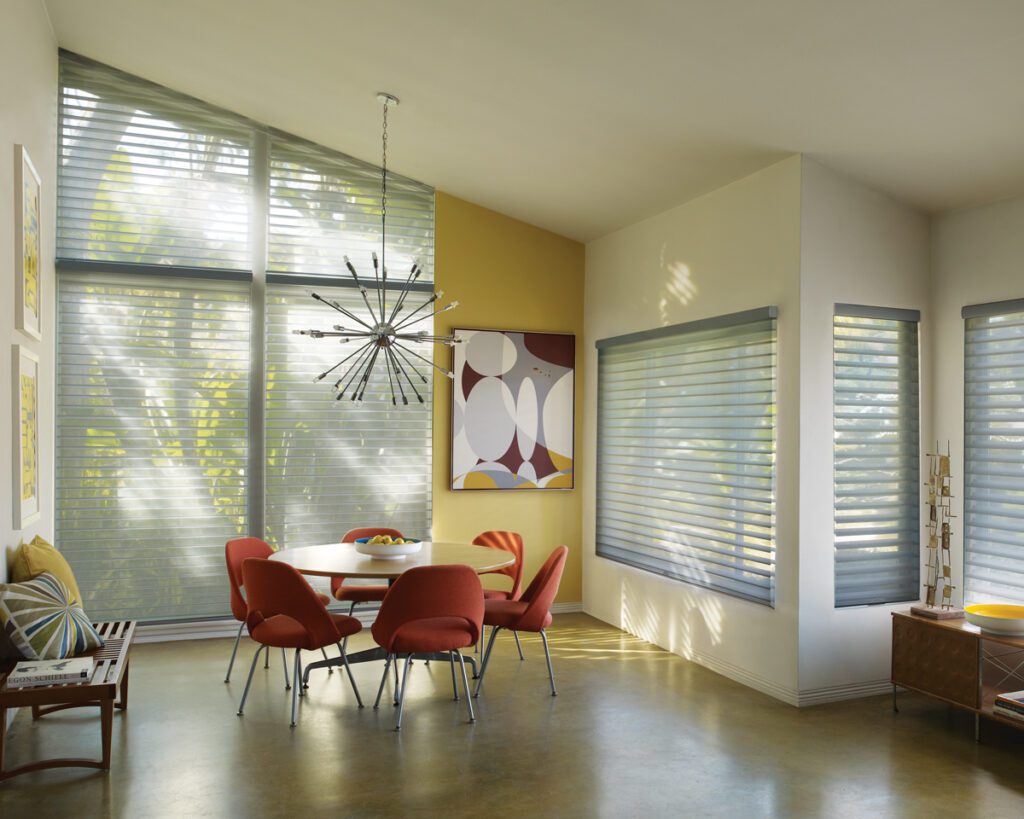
[1,613,1023,818]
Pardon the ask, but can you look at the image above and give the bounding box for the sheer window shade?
[964,301,1024,604]
[264,285,433,547]
[55,274,250,621]
[595,309,778,606]
[833,308,920,608]
[268,137,434,282]
[58,53,252,271]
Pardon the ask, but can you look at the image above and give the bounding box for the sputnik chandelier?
[294,92,461,405]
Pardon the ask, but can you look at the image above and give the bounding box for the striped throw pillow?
[0,573,104,660]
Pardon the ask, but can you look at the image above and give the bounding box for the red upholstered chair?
[237,558,363,726]
[225,537,335,686]
[474,546,568,698]
[332,527,406,615]
[370,565,483,730]
[472,530,526,660]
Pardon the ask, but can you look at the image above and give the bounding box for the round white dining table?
[268,540,514,579]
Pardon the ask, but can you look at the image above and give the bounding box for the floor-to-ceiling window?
[55,52,434,622]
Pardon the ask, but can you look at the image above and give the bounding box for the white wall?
[797,158,931,702]
[583,157,803,703]
[0,0,57,581]
[930,194,1024,607]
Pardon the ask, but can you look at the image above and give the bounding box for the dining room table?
[269,540,515,684]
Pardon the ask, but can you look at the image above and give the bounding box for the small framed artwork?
[451,328,575,490]
[15,145,42,341]
[13,345,41,529]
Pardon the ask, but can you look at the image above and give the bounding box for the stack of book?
[5,657,94,689]
[993,690,1024,723]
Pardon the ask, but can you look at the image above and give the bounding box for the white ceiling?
[42,0,1024,242]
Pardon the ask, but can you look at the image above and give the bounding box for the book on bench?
[6,657,94,688]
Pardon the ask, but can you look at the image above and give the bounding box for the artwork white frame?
[13,345,41,529]
[15,144,42,341]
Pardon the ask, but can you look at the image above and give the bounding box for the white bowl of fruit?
[354,535,422,560]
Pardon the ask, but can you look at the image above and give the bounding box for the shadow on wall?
[659,244,698,325]
[619,549,724,659]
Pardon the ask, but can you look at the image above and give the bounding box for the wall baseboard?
[682,646,801,706]
[796,679,893,707]
[551,602,584,614]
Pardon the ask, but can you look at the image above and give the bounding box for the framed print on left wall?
[15,144,42,341]
[13,345,40,529]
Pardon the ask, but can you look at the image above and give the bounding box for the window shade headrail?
[834,303,920,323]
[595,306,778,350]
[57,258,253,282]
[264,272,435,292]
[962,298,1024,320]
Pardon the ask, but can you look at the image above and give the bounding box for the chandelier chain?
[381,97,389,274]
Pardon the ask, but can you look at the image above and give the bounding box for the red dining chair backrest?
[516,546,569,633]
[226,537,274,621]
[472,530,525,600]
[241,558,340,650]
[332,527,406,597]
[371,565,484,652]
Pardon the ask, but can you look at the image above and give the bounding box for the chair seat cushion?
[251,613,361,649]
[375,616,476,654]
[483,589,513,601]
[334,584,389,603]
[483,599,552,631]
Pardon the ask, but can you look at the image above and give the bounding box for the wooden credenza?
[891,611,1024,738]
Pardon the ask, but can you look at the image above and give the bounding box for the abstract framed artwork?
[13,345,40,528]
[451,328,575,490]
[15,145,42,341]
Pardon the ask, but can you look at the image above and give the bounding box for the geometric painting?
[13,344,40,528]
[15,145,42,341]
[451,329,574,490]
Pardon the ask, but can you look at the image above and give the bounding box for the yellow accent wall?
[433,192,584,602]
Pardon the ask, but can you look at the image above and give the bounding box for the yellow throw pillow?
[10,536,83,607]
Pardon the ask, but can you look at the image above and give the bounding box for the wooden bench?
[0,620,136,781]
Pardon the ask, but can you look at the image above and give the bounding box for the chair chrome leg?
[456,651,475,723]
[338,643,364,708]
[473,626,501,698]
[540,629,557,696]
[449,652,459,700]
[321,646,334,674]
[264,645,270,668]
[237,644,265,715]
[225,621,245,683]
[513,630,525,661]
[393,656,401,706]
[395,654,413,731]
[374,654,392,709]
[343,601,357,653]
[290,650,301,727]
[281,648,291,690]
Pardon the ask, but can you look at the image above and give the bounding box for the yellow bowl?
[965,604,1024,636]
